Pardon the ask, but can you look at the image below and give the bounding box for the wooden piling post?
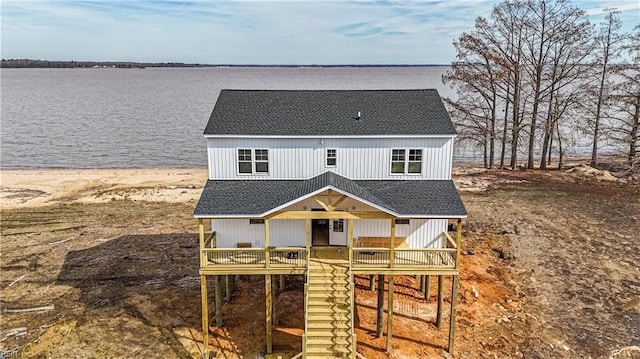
[266,274,272,353]
[424,275,431,300]
[214,276,223,327]
[386,275,394,352]
[376,274,384,337]
[200,275,209,358]
[436,275,444,329]
[279,275,285,292]
[370,274,376,291]
[224,275,231,303]
[448,275,459,354]
[272,274,279,326]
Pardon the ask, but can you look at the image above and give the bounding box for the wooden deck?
[199,245,458,275]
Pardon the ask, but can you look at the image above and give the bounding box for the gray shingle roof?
[194,172,467,218]
[204,89,456,136]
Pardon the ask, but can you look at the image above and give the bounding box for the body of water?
[1,66,463,169]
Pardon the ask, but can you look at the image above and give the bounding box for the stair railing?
[348,257,357,359]
[302,246,311,357]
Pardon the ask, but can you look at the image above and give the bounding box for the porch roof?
[194,172,467,219]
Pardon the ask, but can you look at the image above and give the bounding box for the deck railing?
[201,230,457,271]
[201,247,307,269]
[351,231,458,269]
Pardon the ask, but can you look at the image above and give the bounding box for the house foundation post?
[266,274,272,353]
[200,275,209,358]
[386,274,394,352]
[436,275,444,329]
[214,276,223,327]
[424,275,431,300]
[224,275,231,303]
[279,275,285,292]
[370,275,376,291]
[376,274,384,337]
[272,274,279,326]
[448,275,459,354]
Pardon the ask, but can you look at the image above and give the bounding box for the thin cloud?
[1,0,638,65]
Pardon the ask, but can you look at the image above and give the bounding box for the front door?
[311,218,330,246]
[329,218,348,246]
[311,209,348,246]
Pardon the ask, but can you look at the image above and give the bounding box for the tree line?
[444,0,639,171]
[0,59,211,68]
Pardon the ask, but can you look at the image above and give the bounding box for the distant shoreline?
[0,59,449,69]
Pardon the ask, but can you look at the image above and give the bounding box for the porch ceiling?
[194,172,467,219]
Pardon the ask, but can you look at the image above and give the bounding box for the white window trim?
[390,148,423,176]
[326,148,337,167]
[237,148,270,176]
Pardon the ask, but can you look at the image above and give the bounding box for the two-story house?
[194,89,467,359]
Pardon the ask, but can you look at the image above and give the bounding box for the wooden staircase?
[304,247,355,359]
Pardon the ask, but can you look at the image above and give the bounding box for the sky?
[1,0,638,65]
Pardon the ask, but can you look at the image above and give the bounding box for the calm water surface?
[1,66,463,169]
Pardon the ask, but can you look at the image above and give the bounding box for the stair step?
[308,304,350,313]
[307,338,352,346]
[308,295,350,302]
[307,322,351,329]
[305,329,351,337]
[308,299,350,307]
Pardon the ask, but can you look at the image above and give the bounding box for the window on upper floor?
[391,149,422,174]
[238,149,269,174]
[326,149,337,167]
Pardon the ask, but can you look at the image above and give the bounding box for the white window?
[391,149,422,174]
[238,149,269,174]
[326,149,337,167]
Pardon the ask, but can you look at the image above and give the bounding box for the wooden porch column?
[265,219,270,269]
[305,218,311,251]
[266,274,272,353]
[198,219,205,266]
[448,275,459,354]
[386,275,394,351]
[389,219,396,268]
[348,219,354,264]
[200,275,209,358]
[376,274,384,337]
[456,219,462,270]
[436,275,444,329]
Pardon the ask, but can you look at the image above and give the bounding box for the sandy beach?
[0,168,208,209]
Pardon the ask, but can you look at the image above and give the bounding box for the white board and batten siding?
[207,137,454,180]
[212,218,446,249]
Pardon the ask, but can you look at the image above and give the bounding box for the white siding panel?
[211,219,264,248]
[207,137,454,180]
[352,218,447,249]
[401,219,448,249]
[212,219,306,248]
[269,220,306,247]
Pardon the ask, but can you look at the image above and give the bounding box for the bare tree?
[589,9,624,167]
[609,25,640,171]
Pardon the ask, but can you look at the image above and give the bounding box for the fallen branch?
[2,305,54,314]
[6,275,25,288]
[49,237,74,245]
[0,327,27,342]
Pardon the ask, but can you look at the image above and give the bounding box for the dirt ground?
[1,165,639,358]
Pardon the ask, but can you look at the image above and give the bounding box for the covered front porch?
[194,172,467,358]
